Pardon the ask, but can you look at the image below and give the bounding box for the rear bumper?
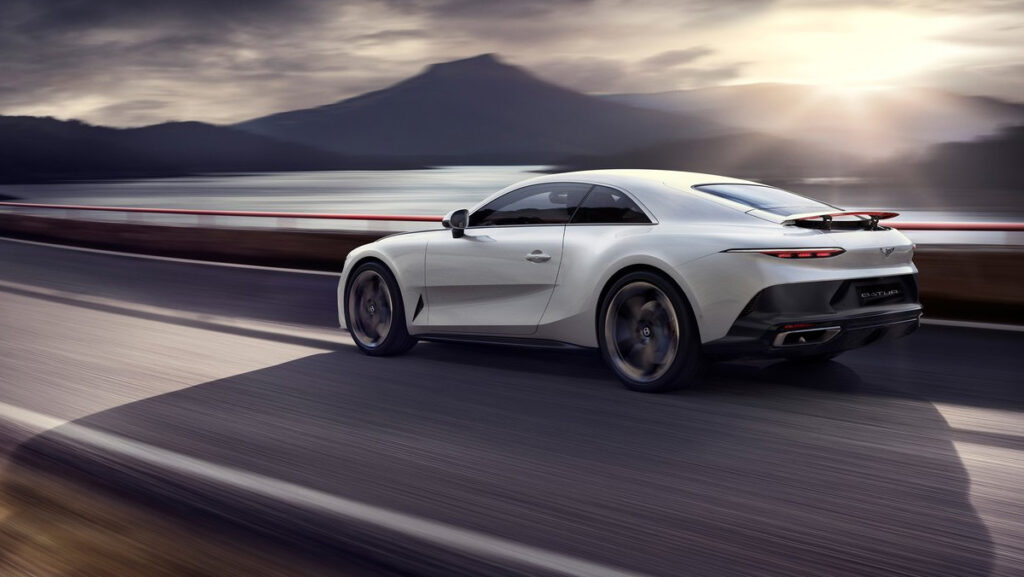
[703,273,922,360]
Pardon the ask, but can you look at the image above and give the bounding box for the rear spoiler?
[785,211,899,231]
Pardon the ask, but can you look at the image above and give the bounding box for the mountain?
[9,56,1021,184]
[604,84,1024,158]
[557,132,860,180]
[870,124,1024,188]
[0,116,418,183]
[234,54,726,163]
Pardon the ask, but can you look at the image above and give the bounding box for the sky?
[1,0,1022,126]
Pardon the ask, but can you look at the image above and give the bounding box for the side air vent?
[413,295,424,320]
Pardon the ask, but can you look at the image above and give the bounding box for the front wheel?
[344,262,417,356]
[598,272,701,392]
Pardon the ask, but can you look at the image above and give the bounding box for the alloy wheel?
[604,281,681,383]
[347,269,394,349]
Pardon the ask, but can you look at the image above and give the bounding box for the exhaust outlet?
[772,326,841,347]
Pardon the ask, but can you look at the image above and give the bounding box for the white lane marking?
[921,318,1024,333]
[0,279,351,347]
[0,236,341,277]
[0,400,652,577]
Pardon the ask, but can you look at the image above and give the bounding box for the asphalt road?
[1,238,1022,577]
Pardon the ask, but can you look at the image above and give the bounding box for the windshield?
[692,183,838,216]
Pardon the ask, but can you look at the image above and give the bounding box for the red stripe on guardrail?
[888,222,1024,231]
[2,202,1023,230]
[0,202,443,222]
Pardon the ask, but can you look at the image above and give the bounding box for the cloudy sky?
[2,0,1022,126]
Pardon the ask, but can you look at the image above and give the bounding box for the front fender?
[337,231,435,330]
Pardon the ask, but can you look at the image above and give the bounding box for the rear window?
[571,185,651,224]
[692,184,837,216]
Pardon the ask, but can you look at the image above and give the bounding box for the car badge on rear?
[880,247,895,257]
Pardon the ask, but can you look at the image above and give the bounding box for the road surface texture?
[0,237,1021,577]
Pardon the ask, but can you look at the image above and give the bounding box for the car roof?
[470,169,769,221]
[521,169,759,191]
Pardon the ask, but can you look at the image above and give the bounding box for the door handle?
[525,250,551,263]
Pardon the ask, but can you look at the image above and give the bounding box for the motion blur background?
[1,1,1022,577]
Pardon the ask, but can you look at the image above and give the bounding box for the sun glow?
[3,95,116,123]
[725,7,968,88]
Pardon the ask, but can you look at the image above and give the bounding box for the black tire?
[598,271,701,392]
[344,261,417,356]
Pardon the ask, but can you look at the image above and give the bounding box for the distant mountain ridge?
[604,84,1024,157]
[4,54,1024,184]
[870,124,1024,188]
[233,54,727,162]
[0,116,418,183]
[557,132,860,179]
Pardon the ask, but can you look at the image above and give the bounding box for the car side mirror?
[442,208,469,238]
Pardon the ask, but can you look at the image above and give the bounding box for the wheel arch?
[338,232,433,332]
[345,255,388,285]
[342,255,418,356]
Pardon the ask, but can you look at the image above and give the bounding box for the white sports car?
[338,170,921,392]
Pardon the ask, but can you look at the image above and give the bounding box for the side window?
[571,185,651,224]
[470,183,591,227]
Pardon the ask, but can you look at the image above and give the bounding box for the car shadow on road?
[2,343,997,577]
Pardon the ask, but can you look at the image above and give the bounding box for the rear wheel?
[345,262,417,356]
[598,272,701,392]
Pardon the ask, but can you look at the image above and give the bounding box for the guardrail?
[1,200,1021,323]
[1,201,1022,231]
[887,222,1024,231]
[0,202,443,224]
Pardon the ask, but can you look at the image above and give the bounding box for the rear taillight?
[724,248,845,259]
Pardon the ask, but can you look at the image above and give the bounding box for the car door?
[424,182,591,335]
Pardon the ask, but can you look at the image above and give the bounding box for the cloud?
[900,0,1024,11]
[349,29,429,44]
[912,62,1024,103]
[670,64,747,86]
[790,0,1024,11]
[530,58,629,93]
[1,0,1022,124]
[87,99,175,125]
[409,0,595,19]
[0,0,421,124]
[640,47,714,69]
[533,53,745,93]
[932,20,1024,47]
[9,0,324,33]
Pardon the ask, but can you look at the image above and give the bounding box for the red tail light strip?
[723,248,846,258]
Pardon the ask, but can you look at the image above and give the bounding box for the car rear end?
[676,181,923,360]
[706,229,921,360]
